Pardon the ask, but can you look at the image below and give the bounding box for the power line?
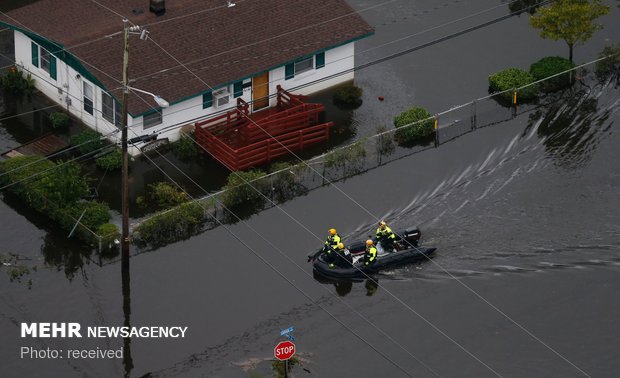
[130,0,592,374]
[146,131,442,377]
[126,127,417,378]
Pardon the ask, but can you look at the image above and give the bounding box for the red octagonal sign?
[274,340,295,361]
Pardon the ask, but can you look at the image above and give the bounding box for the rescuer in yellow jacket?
[376,220,396,250]
[364,239,377,267]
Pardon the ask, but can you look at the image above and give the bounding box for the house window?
[40,48,50,73]
[294,57,313,75]
[213,87,230,108]
[83,82,94,115]
[31,42,57,80]
[143,110,162,129]
[102,92,121,127]
[285,55,319,80]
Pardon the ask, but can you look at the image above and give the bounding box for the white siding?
[14,31,121,142]
[271,42,355,96]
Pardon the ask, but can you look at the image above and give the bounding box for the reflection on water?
[534,86,614,170]
[313,269,381,297]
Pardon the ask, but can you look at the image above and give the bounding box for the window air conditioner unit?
[213,87,230,108]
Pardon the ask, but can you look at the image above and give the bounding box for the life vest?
[376,226,396,240]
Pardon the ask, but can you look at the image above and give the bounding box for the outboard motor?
[402,228,421,246]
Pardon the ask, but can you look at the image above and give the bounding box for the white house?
[1,0,373,155]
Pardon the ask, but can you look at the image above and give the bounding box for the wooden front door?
[252,71,269,111]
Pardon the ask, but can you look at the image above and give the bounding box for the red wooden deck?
[195,86,333,171]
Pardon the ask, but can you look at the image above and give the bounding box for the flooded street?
[2,0,620,377]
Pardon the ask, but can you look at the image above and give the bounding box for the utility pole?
[121,19,130,261]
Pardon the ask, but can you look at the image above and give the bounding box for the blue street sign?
[286,334,295,341]
[280,327,295,336]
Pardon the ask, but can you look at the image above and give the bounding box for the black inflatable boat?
[311,228,436,279]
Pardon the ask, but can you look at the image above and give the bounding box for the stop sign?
[274,340,295,361]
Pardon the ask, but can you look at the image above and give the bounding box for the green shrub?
[148,182,189,209]
[49,112,71,129]
[0,156,110,244]
[269,162,306,202]
[595,44,620,79]
[323,139,366,168]
[529,56,575,92]
[133,202,205,247]
[0,67,35,96]
[174,134,199,159]
[333,84,363,108]
[70,130,106,155]
[97,223,119,252]
[0,156,89,209]
[58,200,111,231]
[222,170,268,209]
[393,106,434,145]
[95,149,122,170]
[488,68,538,103]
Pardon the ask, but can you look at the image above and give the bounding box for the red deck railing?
[195,86,333,171]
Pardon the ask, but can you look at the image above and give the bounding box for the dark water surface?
[2,0,620,377]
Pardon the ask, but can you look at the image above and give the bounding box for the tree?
[529,0,610,62]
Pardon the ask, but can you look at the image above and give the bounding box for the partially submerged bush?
[324,139,367,174]
[49,112,70,129]
[222,170,268,209]
[0,156,110,244]
[70,130,106,155]
[333,84,363,108]
[488,68,538,103]
[95,149,122,170]
[174,133,199,159]
[595,44,620,79]
[269,162,306,202]
[393,106,434,145]
[529,56,575,92]
[133,201,205,247]
[0,156,89,209]
[148,182,189,209]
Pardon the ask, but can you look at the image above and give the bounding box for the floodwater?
[2,0,620,377]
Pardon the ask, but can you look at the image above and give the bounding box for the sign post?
[274,340,295,378]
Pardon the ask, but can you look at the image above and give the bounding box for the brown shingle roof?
[2,0,373,115]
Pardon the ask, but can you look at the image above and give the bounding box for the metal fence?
[124,54,617,254]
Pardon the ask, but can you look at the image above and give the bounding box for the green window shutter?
[285,63,294,80]
[315,52,325,69]
[203,91,213,109]
[233,81,243,98]
[31,42,39,67]
[49,55,57,80]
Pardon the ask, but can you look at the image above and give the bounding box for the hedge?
[0,156,111,244]
[222,170,268,209]
[133,202,206,247]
